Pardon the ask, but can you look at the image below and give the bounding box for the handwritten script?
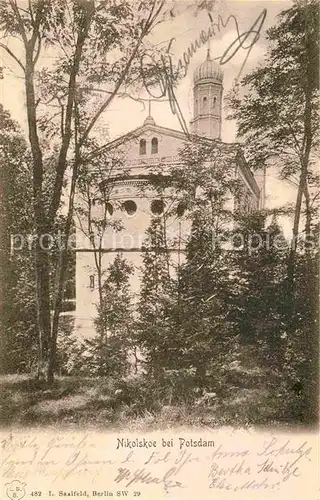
[140,9,267,137]
[0,430,317,498]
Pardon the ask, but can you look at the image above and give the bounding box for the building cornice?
[235,148,260,198]
[101,173,171,186]
[75,247,185,253]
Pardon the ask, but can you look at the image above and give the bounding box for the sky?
[99,0,291,142]
[0,0,295,234]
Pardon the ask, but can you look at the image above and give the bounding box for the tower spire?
[207,41,210,60]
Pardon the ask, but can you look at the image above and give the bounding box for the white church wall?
[75,180,190,339]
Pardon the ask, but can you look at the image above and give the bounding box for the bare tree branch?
[9,0,28,46]
[48,2,95,225]
[80,0,165,146]
[28,0,34,24]
[0,42,25,71]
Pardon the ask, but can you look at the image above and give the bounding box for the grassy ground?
[0,373,298,430]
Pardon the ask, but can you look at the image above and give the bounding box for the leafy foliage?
[135,136,318,425]
[226,1,319,172]
[72,253,134,377]
[137,217,179,374]
[0,0,172,381]
[0,105,38,373]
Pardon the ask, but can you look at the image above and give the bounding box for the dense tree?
[136,132,318,424]
[0,105,37,372]
[0,105,77,373]
[226,0,319,424]
[170,140,242,391]
[0,0,171,382]
[137,217,178,376]
[137,139,241,391]
[226,0,319,257]
[74,252,134,377]
[229,214,288,363]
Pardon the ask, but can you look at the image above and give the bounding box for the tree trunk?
[35,242,52,380]
[49,113,81,382]
[304,183,312,255]
[24,55,53,381]
[286,49,314,421]
[287,71,313,293]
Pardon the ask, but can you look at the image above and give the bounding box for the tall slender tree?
[226,1,319,422]
[226,0,319,269]
[0,0,170,382]
[137,217,177,375]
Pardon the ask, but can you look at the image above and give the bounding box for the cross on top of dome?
[144,99,156,125]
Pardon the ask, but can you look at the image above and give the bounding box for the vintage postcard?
[0,0,319,499]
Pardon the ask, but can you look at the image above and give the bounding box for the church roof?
[193,49,223,84]
[95,118,260,198]
[97,116,236,158]
[100,118,194,150]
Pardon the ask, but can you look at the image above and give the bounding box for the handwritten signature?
[114,467,183,490]
[0,434,314,494]
[140,9,267,136]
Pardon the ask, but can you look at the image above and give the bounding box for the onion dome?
[193,49,223,84]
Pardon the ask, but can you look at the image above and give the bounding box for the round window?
[151,199,164,215]
[122,200,137,216]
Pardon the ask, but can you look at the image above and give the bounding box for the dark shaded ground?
[0,375,121,429]
[0,372,303,430]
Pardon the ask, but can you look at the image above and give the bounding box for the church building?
[74,52,264,337]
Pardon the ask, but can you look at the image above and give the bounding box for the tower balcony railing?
[123,155,182,167]
[90,155,183,177]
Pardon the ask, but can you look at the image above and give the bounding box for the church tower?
[190,50,223,140]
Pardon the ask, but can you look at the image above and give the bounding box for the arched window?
[213,97,217,108]
[140,139,146,155]
[151,137,158,154]
[203,96,208,112]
